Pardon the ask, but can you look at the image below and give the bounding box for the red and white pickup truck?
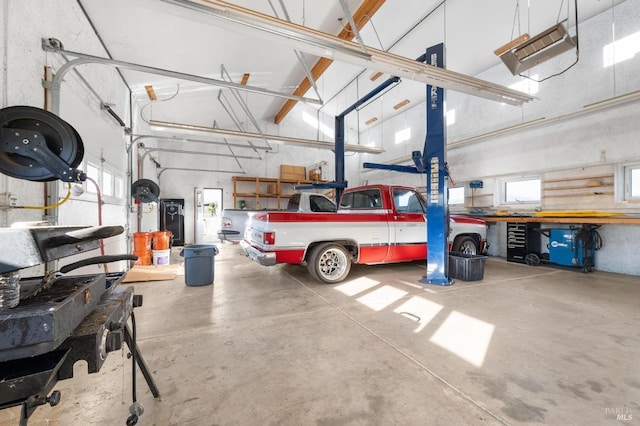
[241,184,487,283]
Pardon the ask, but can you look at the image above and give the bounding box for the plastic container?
[0,271,20,309]
[180,244,219,286]
[448,252,487,281]
[152,230,172,250]
[152,249,171,266]
[133,232,152,266]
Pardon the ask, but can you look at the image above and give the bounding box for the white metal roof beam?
[161,0,534,105]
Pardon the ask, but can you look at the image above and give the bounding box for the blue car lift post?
[363,43,452,285]
[297,45,450,285]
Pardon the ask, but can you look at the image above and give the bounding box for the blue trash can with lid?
[179,244,219,286]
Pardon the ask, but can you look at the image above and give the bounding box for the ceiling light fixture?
[161,0,534,106]
[370,71,384,81]
[149,119,385,154]
[144,85,158,101]
[393,99,410,110]
[495,20,577,75]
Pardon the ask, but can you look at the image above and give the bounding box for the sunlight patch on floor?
[429,311,495,367]
[393,296,444,333]
[334,277,380,297]
[356,285,407,311]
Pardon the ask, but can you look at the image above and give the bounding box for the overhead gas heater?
[495,20,577,75]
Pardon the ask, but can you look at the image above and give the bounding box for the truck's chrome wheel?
[452,236,478,255]
[307,243,351,283]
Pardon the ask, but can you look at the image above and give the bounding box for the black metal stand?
[124,325,160,399]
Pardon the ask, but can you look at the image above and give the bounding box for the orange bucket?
[152,231,172,250]
[133,232,152,265]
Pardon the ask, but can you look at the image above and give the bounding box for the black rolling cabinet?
[507,222,541,263]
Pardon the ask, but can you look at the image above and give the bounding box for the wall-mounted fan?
[131,179,160,203]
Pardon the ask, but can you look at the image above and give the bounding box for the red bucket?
[133,232,152,265]
[152,230,172,250]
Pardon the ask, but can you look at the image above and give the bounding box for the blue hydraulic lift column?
[361,44,451,285]
[421,43,450,285]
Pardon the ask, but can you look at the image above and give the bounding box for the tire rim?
[318,248,348,280]
[458,240,477,255]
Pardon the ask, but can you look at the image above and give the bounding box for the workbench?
[476,214,640,266]
[480,216,640,225]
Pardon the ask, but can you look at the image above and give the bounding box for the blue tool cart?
[524,225,602,272]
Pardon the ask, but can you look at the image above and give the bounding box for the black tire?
[452,236,478,255]
[525,253,541,266]
[307,243,351,284]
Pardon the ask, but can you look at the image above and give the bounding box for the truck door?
[389,188,427,261]
[340,189,390,263]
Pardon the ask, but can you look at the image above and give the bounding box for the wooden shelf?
[232,176,330,210]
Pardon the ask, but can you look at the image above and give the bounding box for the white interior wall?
[4,1,638,276]
[356,1,640,276]
[2,0,131,274]
[136,90,371,244]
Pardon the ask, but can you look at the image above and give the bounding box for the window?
[448,187,465,205]
[309,194,336,212]
[114,175,124,199]
[85,162,100,194]
[102,170,113,197]
[340,189,383,209]
[632,168,640,198]
[623,164,640,201]
[393,188,425,213]
[504,178,541,203]
[77,157,125,202]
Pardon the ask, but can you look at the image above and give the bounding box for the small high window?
[624,164,640,200]
[504,178,541,203]
[448,187,465,205]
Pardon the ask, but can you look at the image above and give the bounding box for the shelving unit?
[232,176,330,210]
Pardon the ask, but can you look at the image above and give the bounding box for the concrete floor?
[1,244,639,425]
